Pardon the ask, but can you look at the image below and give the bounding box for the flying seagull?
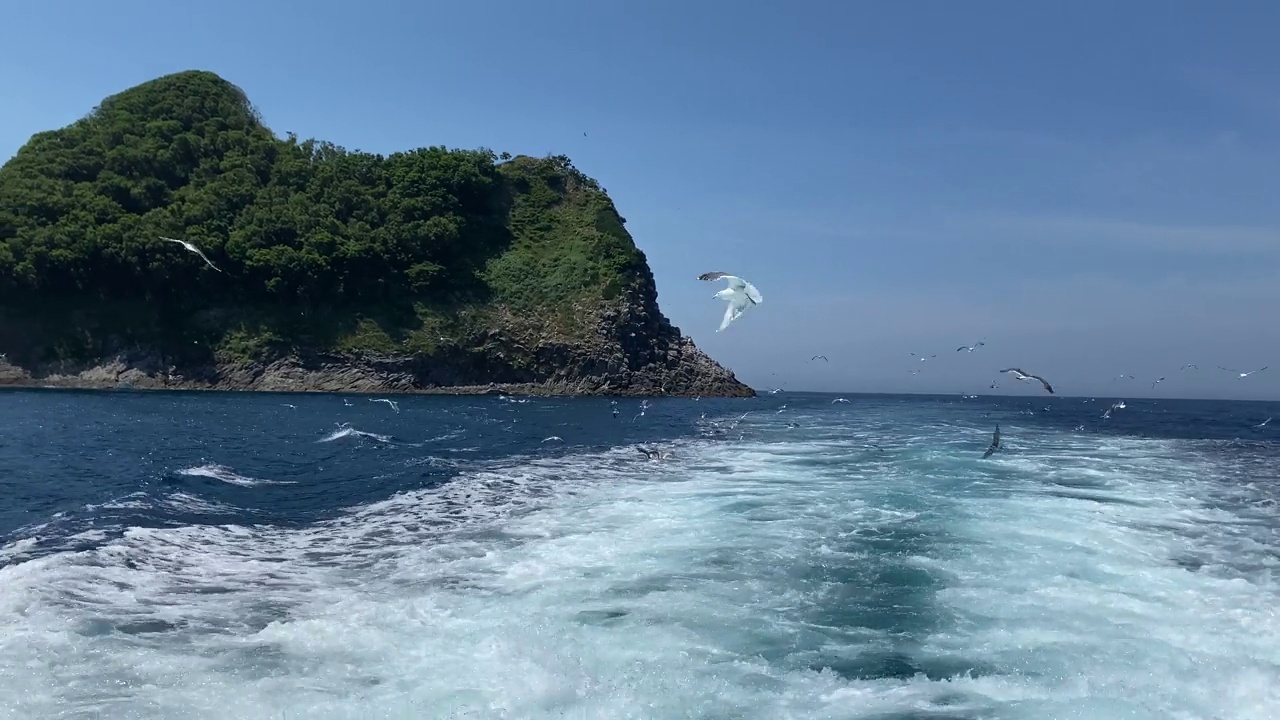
[1151,376,1166,389]
[999,368,1055,394]
[636,446,668,461]
[370,398,399,413]
[1218,365,1269,378]
[911,353,937,362]
[957,341,986,353]
[1254,417,1272,429]
[982,424,1001,458]
[810,355,828,362]
[1180,364,1198,371]
[697,272,763,332]
[159,236,222,272]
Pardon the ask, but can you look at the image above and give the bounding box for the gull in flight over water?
[1255,417,1272,429]
[999,368,1055,394]
[810,355,828,362]
[1102,400,1126,419]
[159,236,222,272]
[1151,376,1166,389]
[982,424,1001,458]
[911,353,937,362]
[1218,365,1268,378]
[636,446,669,461]
[370,398,399,413]
[957,341,986,353]
[697,272,763,331]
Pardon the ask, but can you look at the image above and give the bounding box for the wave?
[177,463,296,487]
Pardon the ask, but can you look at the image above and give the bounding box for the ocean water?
[1,389,1278,720]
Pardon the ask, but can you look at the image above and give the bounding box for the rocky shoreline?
[0,337,756,399]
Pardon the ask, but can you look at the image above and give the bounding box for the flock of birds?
[696,270,1273,457]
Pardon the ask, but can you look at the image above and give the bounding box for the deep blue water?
[1,389,1278,719]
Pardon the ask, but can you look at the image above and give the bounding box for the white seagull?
[999,368,1055,394]
[956,341,986,353]
[698,272,763,331]
[370,398,399,413]
[1218,365,1268,378]
[159,236,222,272]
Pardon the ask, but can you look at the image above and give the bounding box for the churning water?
[1,389,1278,719]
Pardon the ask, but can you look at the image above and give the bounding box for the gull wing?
[1032,375,1055,394]
[741,279,763,304]
[698,272,731,282]
[718,292,749,331]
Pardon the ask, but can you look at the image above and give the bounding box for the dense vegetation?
[0,70,646,365]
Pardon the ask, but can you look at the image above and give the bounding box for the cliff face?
[0,70,752,397]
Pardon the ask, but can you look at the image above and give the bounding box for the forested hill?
[0,70,753,397]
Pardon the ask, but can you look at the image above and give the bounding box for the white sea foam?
[317,425,394,444]
[178,463,296,487]
[0,415,1277,719]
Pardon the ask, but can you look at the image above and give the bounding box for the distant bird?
[697,272,763,332]
[542,436,564,443]
[832,397,850,403]
[982,424,1001,458]
[1256,417,1272,429]
[811,355,828,362]
[1115,374,1137,381]
[999,368,1055,394]
[1102,400,1126,419]
[636,446,669,461]
[159,236,222,272]
[370,398,399,413]
[281,403,296,409]
[956,342,986,353]
[775,405,787,413]
[989,382,999,389]
[911,353,937,362]
[1218,365,1269,378]
[1180,364,1198,371]
[1151,377,1166,389]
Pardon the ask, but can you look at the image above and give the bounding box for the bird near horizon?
[999,368,1055,394]
[158,236,221,272]
[1218,366,1268,378]
[957,342,986,353]
[697,272,763,332]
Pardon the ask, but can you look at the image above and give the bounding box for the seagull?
[832,397,850,403]
[1102,400,1126,419]
[636,446,668,460]
[1256,417,1272,429]
[810,355,828,362]
[1151,376,1166,389]
[542,436,564,443]
[697,272,763,331]
[982,424,1001,458]
[956,342,986,353]
[370,398,399,413]
[1180,364,1198,371]
[1218,366,1269,378]
[999,368,1055,394]
[159,236,222,272]
[911,353,937,362]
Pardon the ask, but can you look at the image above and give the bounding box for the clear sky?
[3,1,1278,400]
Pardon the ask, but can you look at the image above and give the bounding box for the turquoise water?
[1,390,1278,719]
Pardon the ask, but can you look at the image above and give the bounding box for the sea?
[0,389,1278,720]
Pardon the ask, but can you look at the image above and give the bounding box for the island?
[0,70,753,398]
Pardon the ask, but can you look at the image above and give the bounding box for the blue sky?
[3,1,1278,399]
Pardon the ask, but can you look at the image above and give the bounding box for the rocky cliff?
[0,70,753,397]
